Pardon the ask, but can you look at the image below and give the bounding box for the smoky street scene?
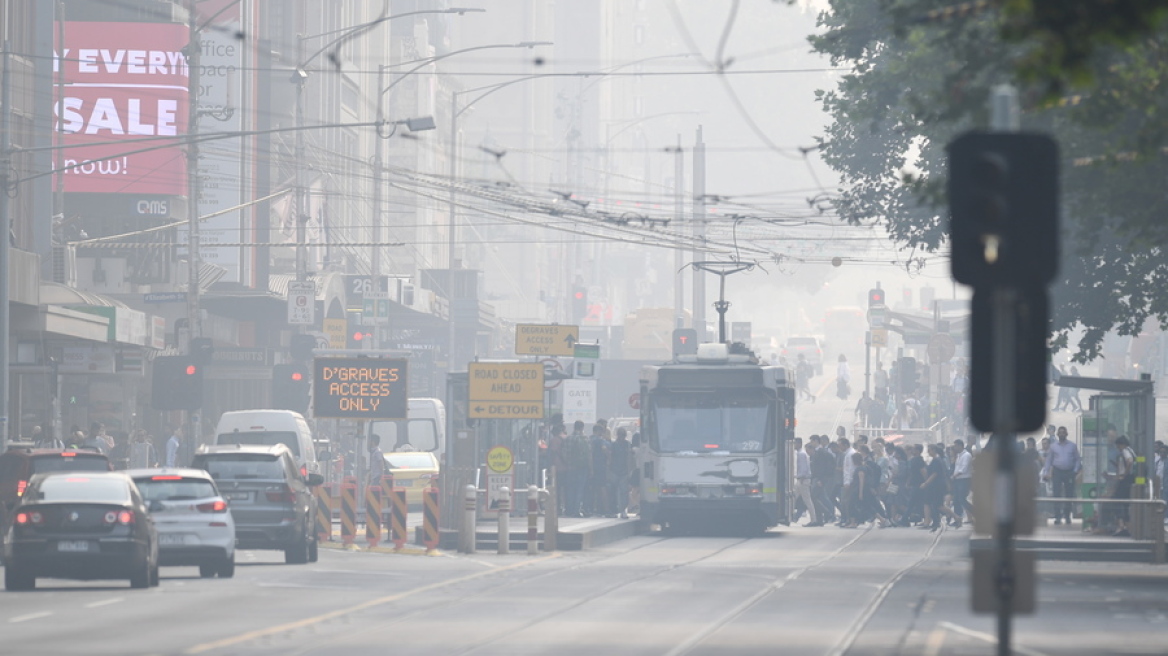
[3,1,1168,655]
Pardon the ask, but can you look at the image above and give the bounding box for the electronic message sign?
[312,357,408,419]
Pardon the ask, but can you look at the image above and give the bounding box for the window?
[134,478,218,502]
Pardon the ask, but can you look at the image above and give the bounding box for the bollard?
[364,485,383,547]
[390,487,408,551]
[544,471,558,552]
[462,484,477,554]
[423,487,441,552]
[313,485,333,542]
[340,477,358,546]
[527,485,539,555]
[380,474,395,532]
[498,486,511,555]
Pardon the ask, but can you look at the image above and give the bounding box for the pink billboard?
[54,21,189,196]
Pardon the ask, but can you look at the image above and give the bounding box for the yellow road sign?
[470,402,544,419]
[486,446,514,473]
[870,328,888,348]
[515,324,579,356]
[469,362,544,402]
[323,318,347,349]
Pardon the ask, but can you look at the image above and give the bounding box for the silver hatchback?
[127,468,235,578]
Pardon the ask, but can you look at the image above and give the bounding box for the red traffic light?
[185,364,198,375]
[574,291,585,300]
[291,371,303,381]
[868,288,885,307]
[352,331,365,341]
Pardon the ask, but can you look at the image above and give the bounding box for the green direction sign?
[573,343,600,359]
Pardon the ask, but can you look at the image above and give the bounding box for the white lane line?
[9,611,53,623]
[937,621,1051,656]
[85,597,124,608]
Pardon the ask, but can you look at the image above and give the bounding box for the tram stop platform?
[969,517,1168,565]
[431,514,643,552]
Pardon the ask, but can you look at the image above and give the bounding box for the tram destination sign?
[313,357,408,419]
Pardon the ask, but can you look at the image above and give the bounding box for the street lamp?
[370,41,550,277]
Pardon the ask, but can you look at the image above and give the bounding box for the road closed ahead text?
[314,358,408,419]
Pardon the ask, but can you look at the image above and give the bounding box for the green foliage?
[811,0,1168,362]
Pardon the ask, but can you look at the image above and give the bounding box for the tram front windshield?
[653,391,772,453]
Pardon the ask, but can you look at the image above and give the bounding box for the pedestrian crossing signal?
[672,328,698,357]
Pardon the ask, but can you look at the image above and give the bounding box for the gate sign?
[288,281,315,325]
[469,362,544,419]
[312,358,408,419]
[515,324,579,356]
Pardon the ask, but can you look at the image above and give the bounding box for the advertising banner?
[55,21,190,196]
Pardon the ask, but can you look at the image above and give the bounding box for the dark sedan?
[3,472,159,591]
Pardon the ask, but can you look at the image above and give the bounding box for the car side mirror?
[306,473,325,487]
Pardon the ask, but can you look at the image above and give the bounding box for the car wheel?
[218,552,235,579]
[308,532,319,563]
[198,563,217,578]
[150,563,160,587]
[4,564,34,591]
[284,534,309,564]
[129,558,151,589]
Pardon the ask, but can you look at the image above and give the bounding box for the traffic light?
[672,328,698,356]
[968,288,1048,432]
[899,356,918,396]
[571,286,587,324]
[868,288,885,307]
[346,314,372,349]
[272,364,311,414]
[152,356,204,411]
[948,132,1059,288]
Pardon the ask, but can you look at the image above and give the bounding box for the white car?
[126,468,235,578]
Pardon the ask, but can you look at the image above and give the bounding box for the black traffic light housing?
[272,363,311,414]
[290,334,316,361]
[152,356,204,411]
[948,132,1059,288]
[571,286,587,324]
[868,288,885,307]
[346,314,373,349]
[190,337,214,365]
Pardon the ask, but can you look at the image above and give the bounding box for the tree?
[811,0,1168,361]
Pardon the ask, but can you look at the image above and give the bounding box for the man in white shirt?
[796,440,819,526]
[951,439,973,523]
[166,425,183,468]
[838,434,856,525]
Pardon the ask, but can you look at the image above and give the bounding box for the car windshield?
[787,338,817,347]
[652,391,772,453]
[368,420,439,452]
[31,455,109,474]
[384,453,436,470]
[196,455,284,480]
[217,431,300,457]
[133,477,218,501]
[36,476,131,504]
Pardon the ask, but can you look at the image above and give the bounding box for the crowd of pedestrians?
[794,430,972,530]
[548,418,635,519]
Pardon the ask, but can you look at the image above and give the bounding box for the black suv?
[191,444,323,564]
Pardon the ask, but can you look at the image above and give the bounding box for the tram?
[636,342,797,533]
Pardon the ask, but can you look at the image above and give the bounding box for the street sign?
[573,343,600,359]
[363,292,389,325]
[563,379,598,426]
[287,281,315,325]
[312,357,408,419]
[870,328,888,348]
[468,363,544,401]
[323,318,347,349]
[972,549,1036,614]
[468,362,545,419]
[486,445,514,474]
[541,358,566,390]
[867,306,887,328]
[515,324,579,356]
[628,392,641,410]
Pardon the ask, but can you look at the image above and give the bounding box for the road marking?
[85,597,124,609]
[184,552,563,654]
[937,621,1051,656]
[9,611,53,623]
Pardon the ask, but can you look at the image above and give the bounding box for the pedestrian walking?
[796,439,819,526]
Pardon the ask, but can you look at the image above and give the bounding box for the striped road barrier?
[365,485,383,547]
[341,477,357,546]
[423,487,440,552]
[390,487,408,551]
[313,485,333,542]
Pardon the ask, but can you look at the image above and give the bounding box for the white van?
[214,410,321,475]
[368,398,446,460]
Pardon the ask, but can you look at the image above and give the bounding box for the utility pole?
[295,35,308,284]
[372,65,384,278]
[692,126,706,343]
[0,41,11,449]
[446,90,459,374]
[672,136,685,329]
[185,0,202,343]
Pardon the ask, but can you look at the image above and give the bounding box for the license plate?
[57,540,93,553]
[159,534,187,546]
[226,492,250,501]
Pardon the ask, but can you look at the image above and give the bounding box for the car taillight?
[300,466,308,478]
[60,452,76,457]
[15,511,42,525]
[197,500,228,513]
[16,479,27,497]
[266,486,295,503]
[118,510,134,524]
